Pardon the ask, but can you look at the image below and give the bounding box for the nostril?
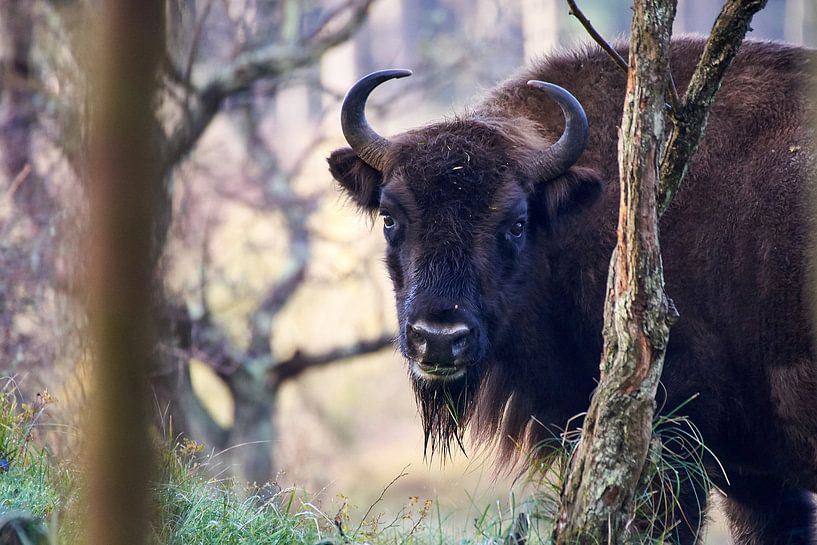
[407,323,425,343]
[450,329,471,357]
[407,323,428,356]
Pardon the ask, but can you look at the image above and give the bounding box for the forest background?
[1,1,814,544]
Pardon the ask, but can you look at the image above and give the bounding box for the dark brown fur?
[329,37,817,544]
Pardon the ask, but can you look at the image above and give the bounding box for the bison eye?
[509,220,525,238]
[383,214,396,229]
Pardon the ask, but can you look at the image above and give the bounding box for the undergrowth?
[526,394,723,544]
[0,379,540,544]
[0,377,716,545]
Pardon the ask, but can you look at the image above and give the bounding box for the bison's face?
[327,71,601,455]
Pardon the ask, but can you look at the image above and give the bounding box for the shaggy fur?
[328,37,817,544]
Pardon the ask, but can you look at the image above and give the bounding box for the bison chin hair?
[411,365,482,460]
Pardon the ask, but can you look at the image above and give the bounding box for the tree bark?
[554,2,677,543]
[84,2,164,545]
[555,0,767,542]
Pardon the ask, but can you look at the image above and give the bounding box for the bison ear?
[328,147,383,212]
[532,166,603,221]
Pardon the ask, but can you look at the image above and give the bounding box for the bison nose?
[407,320,472,364]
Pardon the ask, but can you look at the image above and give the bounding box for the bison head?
[328,70,602,457]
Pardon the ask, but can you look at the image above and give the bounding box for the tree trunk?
[555,0,767,542]
[84,3,165,545]
[0,0,56,227]
[554,1,677,543]
[224,368,276,485]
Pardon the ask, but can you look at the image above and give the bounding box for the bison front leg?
[720,476,816,545]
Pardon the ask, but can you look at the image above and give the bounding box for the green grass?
[0,379,715,545]
[0,382,62,521]
[0,379,543,545]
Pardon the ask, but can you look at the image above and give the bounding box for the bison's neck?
[476,226,612,456]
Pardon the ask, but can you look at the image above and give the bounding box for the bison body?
[329,38,817,544]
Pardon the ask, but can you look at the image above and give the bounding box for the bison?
[328,37,817,544]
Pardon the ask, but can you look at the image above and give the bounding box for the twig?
[181,0,216,113]
[302,0,356,42]
[666,70,682,114]
[353,465,410,537]
[6,164,31,198]
[566,0,681,113]
[161,0,375,171]
[566,0,627,72]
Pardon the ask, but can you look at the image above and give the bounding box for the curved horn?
[526,80,589,180]
[341,69,412,170]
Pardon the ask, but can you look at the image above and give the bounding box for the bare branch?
[161,0,375,171]
[181,0,216,112]
[246,263,308,358]
[566,0,628,72]
[268,333,395,388]
[302,0,357,42]
[170,299,393,395]
[658,0,768,215]
[566,0,681,113]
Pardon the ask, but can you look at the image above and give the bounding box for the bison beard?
[412,365,481,459]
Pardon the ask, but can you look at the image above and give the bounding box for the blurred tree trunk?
[226,368,275,484]
[784,0,804,44]
[148,0,197,450]
[400,0,437,63]
[84,3,164,545]
[0,1,56,227]
[520,0,560,58]
[0,0,60,384]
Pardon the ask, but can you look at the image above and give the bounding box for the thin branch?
[268,333,395,388]
[353,465,410,538]
[161,0,375,171]
[566,0,627,72]
[181,0,216,113]
[301,0,357,42]
[666,68,682,114]
[658,0,768,215]
[246,263,308,358]
[5,164,31,199]
[566,0,681,113]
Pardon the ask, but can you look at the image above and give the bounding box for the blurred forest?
[0,0,813,542]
